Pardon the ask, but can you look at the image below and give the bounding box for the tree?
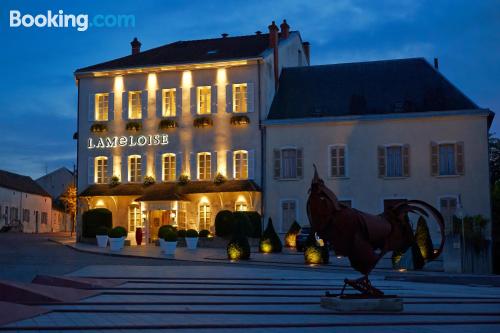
[489,133,500,273]
[489,133,500,186]
[60,185,77,236]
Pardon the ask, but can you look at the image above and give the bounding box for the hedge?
[227,219,251,260]
[82,208,112,238]
[215,210,235,238]
[199,229,210,238]
[259,218,282,253]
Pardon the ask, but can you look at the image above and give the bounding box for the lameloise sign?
[88,134,169,149]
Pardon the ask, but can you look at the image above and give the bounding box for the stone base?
[320,295,404,312]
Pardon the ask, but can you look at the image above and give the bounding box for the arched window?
[198,201,211,231]
[162,153,176,181]
[128,155,142,183]
[233,150,248,179]
[128,204,142,233]
[95,156,108,184]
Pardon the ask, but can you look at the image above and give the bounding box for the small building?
[0,170,52,233]
[36,167,75,232]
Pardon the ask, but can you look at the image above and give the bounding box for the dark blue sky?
[1,0,498,178]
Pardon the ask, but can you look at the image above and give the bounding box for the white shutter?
[190,152,196,180]
[247,82,255,113]
[122,91,129,120]
[176,88,182,116]
[212,151,218,178]
[88,157,95,184]
[211,86,217,113]
[248,149,255,179]
[155,152,163,182]
[176,152,183,180]
[226,84,233,113]
[108,92,114,121]
[88,94,95,121]
[226,150,233,179]
[190,87,197,115]
[122,154,128,183]
[156,89,163,118]
[141,90,148,119]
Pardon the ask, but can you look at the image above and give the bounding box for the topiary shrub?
[285,221,301,248]
[96,226,109,236]
[158,225,176,240]
[82,208,112,238]
[232,212,253,237]
[177,229,187,238]
[259,218,282,253]
[304,243,330,265]
[226,220,251,260]
[199,229,210,238]
[109,226,127,238]
[186,229,198,238]
[215,210,235,238]
[415,216,434,260]
[164,230,178,242]
[244,211,262,238]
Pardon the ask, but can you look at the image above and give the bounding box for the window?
[330,145,346,177]
[378,145,409,178]
[281,200,297,233]
[386,146,403,177]
[273,148,303,180]
[22,209,30,223]
[162,153,176,181]
[197,152,211,180]
[440,197,457,234]
[128,204,142,232]
[177,211,187,230]
[162,89,176,117]
[128,91,142,119]
[95,156,108,184]
[233,84,248,113]
[41,212,48,225]
[233,150,248,179]
[235,201,248,211]
[128,155,142,183]
[10,207,18,222]
[197,86,211,114]
[199,202,211,231]
[431,142,464,176]
[95,93,109,121]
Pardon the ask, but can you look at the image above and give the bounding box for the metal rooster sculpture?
[307,165,445,296]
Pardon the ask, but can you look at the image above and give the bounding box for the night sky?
[1,0,498,178]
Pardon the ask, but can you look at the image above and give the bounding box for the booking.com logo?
[9,10,135,32]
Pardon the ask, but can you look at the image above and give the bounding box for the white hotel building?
[75,21,493,256]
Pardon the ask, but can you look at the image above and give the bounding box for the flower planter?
[164,241,177,255]
[186,237,198,250]
[109,237,124,251]
[159,239,166,252]
[96,235,108,248]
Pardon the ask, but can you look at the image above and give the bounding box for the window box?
[158,119,178,130]
[126,121,142,132]
[193,116,213,128]
[230,115,250,126]
[90,123,108,133]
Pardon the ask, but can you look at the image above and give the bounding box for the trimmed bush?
[186,229,199,238]
[164,230,177,242]
[177,229,187,238]
[259,218,282,253]
[158,225,177,240]
[215,210,235,238]
[304,244,330,265]
[199,229,210,238]
[244,211,262,238]
[226,220,251,260]
[109,226,127,238]
[82,208,112,238]
[232,212,253,237]
[415,216,434,260]
[96,226,109,236]
[285,221,301,248]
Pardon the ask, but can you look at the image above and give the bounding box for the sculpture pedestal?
[320,295,403,312]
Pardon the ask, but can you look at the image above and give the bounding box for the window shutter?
[156,89,162,118]
[141,153,147,181]
[88,94,95,121]
[107,154,113,182]
[190,87,197,115]
[248,149,255,179]
[378,146,386,178]
[226,151,233,179]
[431,141,438,176]
[211,86,217,113]
[155,152,163,182]
[88,157,95,184]
[190,152,196,180]
[141,90,148,119]
[331,147,338,177]
[403,144,410,177]
[226,84,233,113]
[339,146,346,177]
[297,148,303,178]
[108,92,114,121]
[122,154,128,183]
[456,141,465,175]
[176,88,182,116]
[175,152,183,180]
[122,91,129,120]
[212,151,218,178]
[273,149,281,179]
[247,82,255,113]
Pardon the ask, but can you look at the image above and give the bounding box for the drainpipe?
[258,60,265,232]
[75,79,80,240]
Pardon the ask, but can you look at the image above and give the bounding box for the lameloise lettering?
[88,134,169,149]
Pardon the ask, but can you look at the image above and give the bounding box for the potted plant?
[158,225,176,252]
[96,226,109,248]
[199,229,210,238]
[109,226,127,251]
[164,230,178,255]
[185,229,199,250]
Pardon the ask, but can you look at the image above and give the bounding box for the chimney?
[280,19,290,39]
[302,42,310,65]
[268,21,280,91]
[434,57,439,70]
[255,30,262,35]
[221,33,228,38]
[131,37,141,55]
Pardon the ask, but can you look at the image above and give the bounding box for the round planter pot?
[109,237,124,251]
[96,235,108,248]
[186,237,199,250]
[164,241,177,255]
[159,239,166,253]
[120,236,126,249]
